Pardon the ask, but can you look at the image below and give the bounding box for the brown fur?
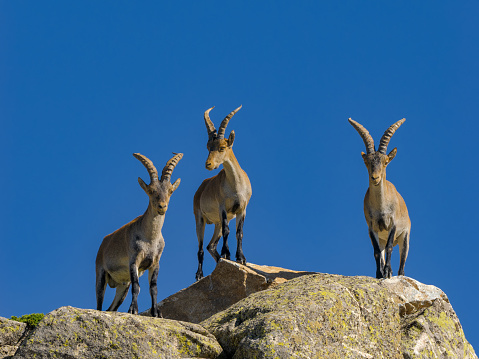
[349,119,411,279]
[95,153,182,316]
[194,107,252,281]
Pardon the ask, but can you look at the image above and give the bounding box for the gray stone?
[202,273,477,359]
[141,259,315,323]
[0,317,27,359]
[13,306,223,359]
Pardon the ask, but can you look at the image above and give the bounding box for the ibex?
[348,118,411,279]
[194,105,252,281]
[96,152,182,316]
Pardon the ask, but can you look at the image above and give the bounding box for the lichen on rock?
[13,306,223,359]
[0,317,27,359]
[202,273,403,358]
[202,273,477,359]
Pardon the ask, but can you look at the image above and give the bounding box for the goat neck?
[221,150,248,189]
[367,170,389,208]
[140,203,165,239]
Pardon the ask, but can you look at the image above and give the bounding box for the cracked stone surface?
[13,306,223,359]
[202,273,477,359]
[141,259,315,323]
[0,317,27,359]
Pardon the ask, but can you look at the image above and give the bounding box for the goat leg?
[220,211,231,260]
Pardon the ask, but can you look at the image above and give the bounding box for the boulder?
[141,259,315,323]
[202,273,477,359]
[0,317,27,359]
[13,306,223,359]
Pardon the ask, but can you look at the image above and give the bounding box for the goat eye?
[219,147,226,152]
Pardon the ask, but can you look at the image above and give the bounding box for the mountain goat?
[96,152,182,316]
[349,118,411,279]
[194,106,252,281]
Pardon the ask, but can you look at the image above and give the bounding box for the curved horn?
[377,118,406,154]
[217,105,242,139]
[204,107,217,139]
[161,152,184,182]
[348,118,375,154]
[133,153,159,184]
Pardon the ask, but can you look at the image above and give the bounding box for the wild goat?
[194,105,252,281]
[349,118,411,279]
[95,152,182,316]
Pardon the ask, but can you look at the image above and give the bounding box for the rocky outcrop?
[13,306,222,358]
[141,259,315,323]
[3,261,476,358]
[0,318,26,359]
[202,273,477,359]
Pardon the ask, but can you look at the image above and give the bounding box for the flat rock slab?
[141,259,315,323]
[13,306,223,359]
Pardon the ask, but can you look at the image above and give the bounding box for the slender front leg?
[220,211,231,260]
[384,225,396,279]
[149,266,160,317]
[398,231,409,276]
[195,214,206,281]
[128,263,140,314]
[236,212,246,264]
[369,228,383,279]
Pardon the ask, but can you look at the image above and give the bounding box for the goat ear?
[387,148,397,163]
[171,178,181,193]
[361,151,367,160]
[138,177,148,192]
[228,130,235,147]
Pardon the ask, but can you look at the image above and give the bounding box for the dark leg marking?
[149,267,160,317]
[196,216,205,281]
[384,226,396,279]
[236,216,246,264]
[369,229,382,279]
[398,232,409,276]
[128,264,140,314]
[220,211,231,260]
[196,247,204,281]
[96,267,107,311]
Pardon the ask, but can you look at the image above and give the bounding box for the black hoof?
[236,255,246,265]
[195,272,203,282]
[128,305,138,315]
[383,267,393,279]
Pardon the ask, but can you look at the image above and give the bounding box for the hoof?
[150,307,160,318]
[128,306,138,315]
[383,266,393,279]
[236,256,246,265]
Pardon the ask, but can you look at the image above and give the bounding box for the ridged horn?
[204,107,217,139]
[217,105,242,139]
[133,153,159,184]
[160,152,183,182]
[348,118,375,154]
[377,118,406,154]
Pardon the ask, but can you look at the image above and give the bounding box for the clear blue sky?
[1,1,478,349]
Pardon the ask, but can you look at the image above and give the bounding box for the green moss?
[11,313,44,328]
